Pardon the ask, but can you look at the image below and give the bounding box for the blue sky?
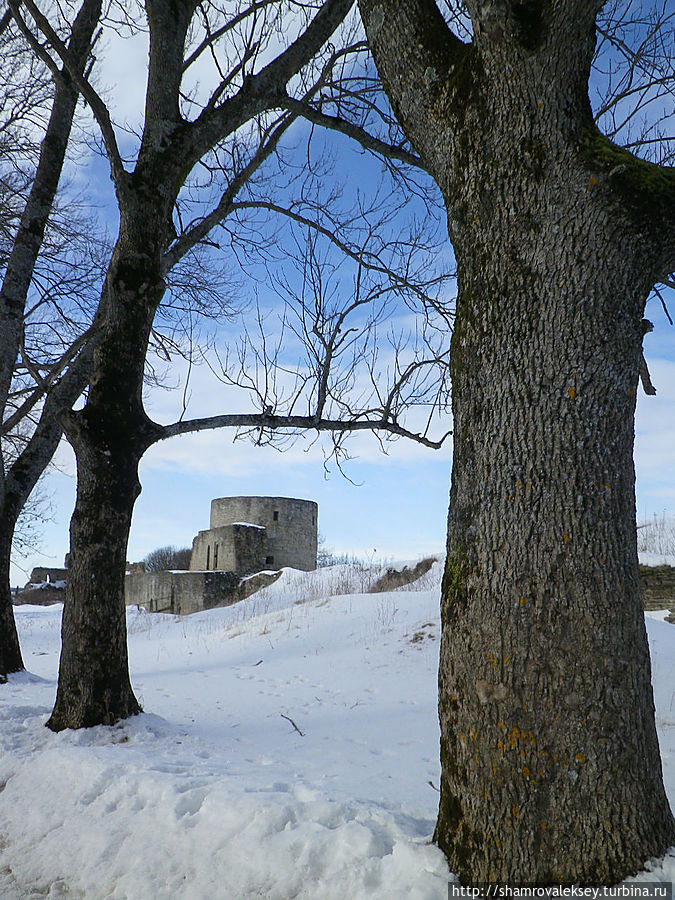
[13,425,453,583]
[12,344,673,585]
[8,6,675,584]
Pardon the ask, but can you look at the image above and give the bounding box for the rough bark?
[46,207,165,731]
[436,194,675,884]
[359,0,675,885]
[45,423,144,730]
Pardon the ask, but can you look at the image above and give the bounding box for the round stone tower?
[209,496,318,571]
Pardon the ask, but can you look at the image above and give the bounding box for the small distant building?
[13,566,68,607]
[28,566,68,585]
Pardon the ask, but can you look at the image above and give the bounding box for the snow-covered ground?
[1,561,674,899]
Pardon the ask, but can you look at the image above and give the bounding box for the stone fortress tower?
[189,496,318,574]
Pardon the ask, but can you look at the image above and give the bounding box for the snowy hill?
[1,561,674,898]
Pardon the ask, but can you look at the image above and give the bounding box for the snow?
[639,551,675,568]
[1,562,674,898]
[231,522,266,529]
[240,569,280,580]
[645,609,674,623]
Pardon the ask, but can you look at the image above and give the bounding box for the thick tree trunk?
[46,417,145,729]
[0,522,23,677]
[433,82,675,887]
[434,244,675,884]
[37,0,357,729]
[44,0,198,731]
[358,0,675,881]
[47,221,164,731]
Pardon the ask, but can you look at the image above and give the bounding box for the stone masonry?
[125,569,281,615]
[190,496,318,573]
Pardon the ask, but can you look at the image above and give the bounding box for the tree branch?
[229,199,447,307]
[182,0,278,73]
[580,125,675,277]
[639,353,657,396]
[15,0,127,190]
[162,111,299,273]
[0,7,12,36]
[1,0,101,415]
[5,341,94,514]
[7,0,63,82]
[158,410,450,448]
[280,713,305,736]
[357,0,466,168]
[2,325,95,436]
[180,0,355,172]
[281,96,428,171]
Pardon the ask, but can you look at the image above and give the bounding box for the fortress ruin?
[124,496,318,615]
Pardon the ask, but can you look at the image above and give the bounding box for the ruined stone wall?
[209,496,317,570]
[125,570,241,615]
[639,565,675,608]
[124,569,281,615]
[28,567,68,585]
[189,524,266,574]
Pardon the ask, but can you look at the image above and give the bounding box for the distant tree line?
[139,546,193,573]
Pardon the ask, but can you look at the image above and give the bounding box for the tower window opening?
[265,555,274,565]
[213,544,219,568]
[273,510,279,521]
[206,545,210,569]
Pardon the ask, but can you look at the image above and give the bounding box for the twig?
[281,713,305,736]
[639,353,657,395]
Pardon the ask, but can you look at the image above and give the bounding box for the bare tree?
[142,546,192,571]
[637,513,675,556]
[9,0,451,730]
[0,0,289,677]
[196,181,451,463]
[0,0,101,676]
[358,0,675,885]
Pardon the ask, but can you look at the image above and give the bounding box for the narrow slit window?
[206,545,210,569]
[273,510,279,521]
[213,544,219,568]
